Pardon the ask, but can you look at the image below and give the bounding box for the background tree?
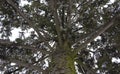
[0,0,120,74]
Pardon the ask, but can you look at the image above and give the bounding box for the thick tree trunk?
[50,53,76,74]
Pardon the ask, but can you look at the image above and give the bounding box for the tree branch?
[74,14,120,53]
[48,0,62,47]
[67,0,72,28]
[6,0,41,38]
[4,67,23,74]
[6,0,54,51]
[0,39,49,54]
[1,57,45,72]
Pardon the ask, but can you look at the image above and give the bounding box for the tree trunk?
[50,53,76,74]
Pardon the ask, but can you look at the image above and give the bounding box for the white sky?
[9,28,34,41]
[19,0,31,6]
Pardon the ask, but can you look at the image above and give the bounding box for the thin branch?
[5,67,23,74]
[6,0,41,38]
[48,0,62,47]
[74,14,120,53]
[1,57,45,72]
[71,0,86,20]
[6,0,54,51]
[0,39,49,54]
[67,0,72,28]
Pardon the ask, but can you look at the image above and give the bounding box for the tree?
[0,0,120,74]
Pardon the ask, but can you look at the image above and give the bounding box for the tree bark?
[50,53,76,74]
[49,41,76,74]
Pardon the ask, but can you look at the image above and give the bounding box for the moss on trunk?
[50,53,76,74]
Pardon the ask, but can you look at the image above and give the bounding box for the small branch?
[5,67,23,74]
[6,0,41,38]
[67,0,72,28]
[0,39,49,54]
[6,0,54,51]
[48,0,62,47]
[2,57,45,72]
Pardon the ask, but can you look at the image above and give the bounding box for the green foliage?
[0,0,120,74]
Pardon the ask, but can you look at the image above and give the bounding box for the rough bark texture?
[50,53,76,74]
